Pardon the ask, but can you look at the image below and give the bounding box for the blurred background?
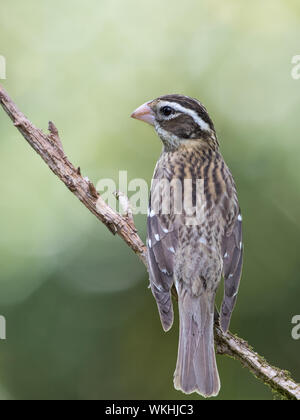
[0,0,299,400]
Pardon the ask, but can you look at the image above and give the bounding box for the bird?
[131,94,243,398]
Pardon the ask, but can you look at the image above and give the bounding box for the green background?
[0,0,299,400]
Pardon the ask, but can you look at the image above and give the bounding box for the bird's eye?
[160,106,174,117]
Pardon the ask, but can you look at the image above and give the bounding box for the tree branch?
[0,84,299,400]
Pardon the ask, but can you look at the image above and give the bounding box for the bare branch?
[0,84,147,265]
[0,83,299,400]
[214,325,300,400]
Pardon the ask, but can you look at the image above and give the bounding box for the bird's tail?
[174,289,220,398]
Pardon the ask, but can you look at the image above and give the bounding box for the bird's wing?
[221,209,243,332]
[147,203,178,332]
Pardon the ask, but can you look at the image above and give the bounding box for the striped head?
[131,94,218,151]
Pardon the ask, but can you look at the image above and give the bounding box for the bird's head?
[131,94,218,151]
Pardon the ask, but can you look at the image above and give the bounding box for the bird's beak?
[131,102,155,126]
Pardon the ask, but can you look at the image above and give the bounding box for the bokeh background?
[0,0,299,400]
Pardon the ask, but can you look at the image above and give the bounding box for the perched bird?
[131,95,243,398]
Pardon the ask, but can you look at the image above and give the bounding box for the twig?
[48,121,64,153]
[0,83,299,400]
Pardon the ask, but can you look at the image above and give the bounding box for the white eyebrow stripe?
[159,101,211,132]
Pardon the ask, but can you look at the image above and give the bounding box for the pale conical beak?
[131,102,155,126]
